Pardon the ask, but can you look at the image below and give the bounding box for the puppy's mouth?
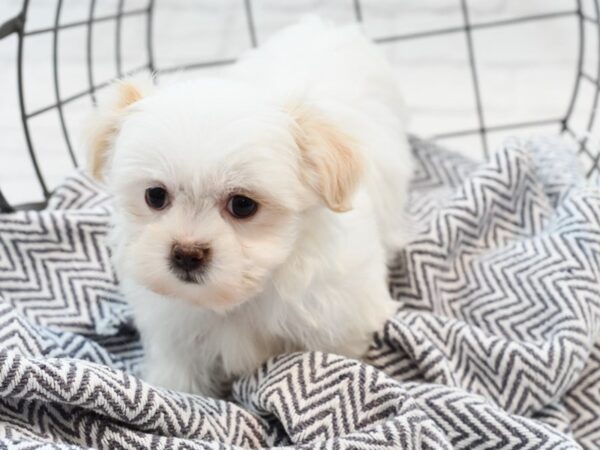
[168,264,207,285]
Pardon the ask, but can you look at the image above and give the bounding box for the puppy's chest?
[207,316,294,376]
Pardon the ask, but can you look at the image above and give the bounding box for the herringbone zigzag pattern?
[0,136,598,448]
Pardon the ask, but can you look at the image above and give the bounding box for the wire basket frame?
[0,0,599,212]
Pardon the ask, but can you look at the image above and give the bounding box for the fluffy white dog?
[87,18,412,397]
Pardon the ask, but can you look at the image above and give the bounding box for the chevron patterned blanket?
[0,136,598,449]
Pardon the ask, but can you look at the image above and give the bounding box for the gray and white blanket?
[0,136,598,449]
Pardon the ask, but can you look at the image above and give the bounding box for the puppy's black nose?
[170,243,208,272]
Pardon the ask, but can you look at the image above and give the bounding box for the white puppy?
[87,18,412,397]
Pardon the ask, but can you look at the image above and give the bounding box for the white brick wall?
[0,0,594,205]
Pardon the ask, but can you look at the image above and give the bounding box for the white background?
[0,0,597,206]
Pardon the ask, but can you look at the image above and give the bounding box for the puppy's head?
[87,78,363,312]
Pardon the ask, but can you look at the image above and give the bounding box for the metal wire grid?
[0,0,599,212]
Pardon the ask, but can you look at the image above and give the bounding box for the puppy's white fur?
[87,18,412,397]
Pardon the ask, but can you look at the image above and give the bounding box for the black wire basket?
[0,0,599,212]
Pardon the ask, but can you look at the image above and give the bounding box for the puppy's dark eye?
[227,195,258,219]
[145,187,169,210]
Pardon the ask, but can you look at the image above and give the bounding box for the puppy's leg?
[123,280,224,397]
[143,348,227,397]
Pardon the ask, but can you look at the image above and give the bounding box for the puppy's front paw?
[144,362,231,398]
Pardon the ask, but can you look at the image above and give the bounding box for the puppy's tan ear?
[85,78,152,181]
[288,103,364,212]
